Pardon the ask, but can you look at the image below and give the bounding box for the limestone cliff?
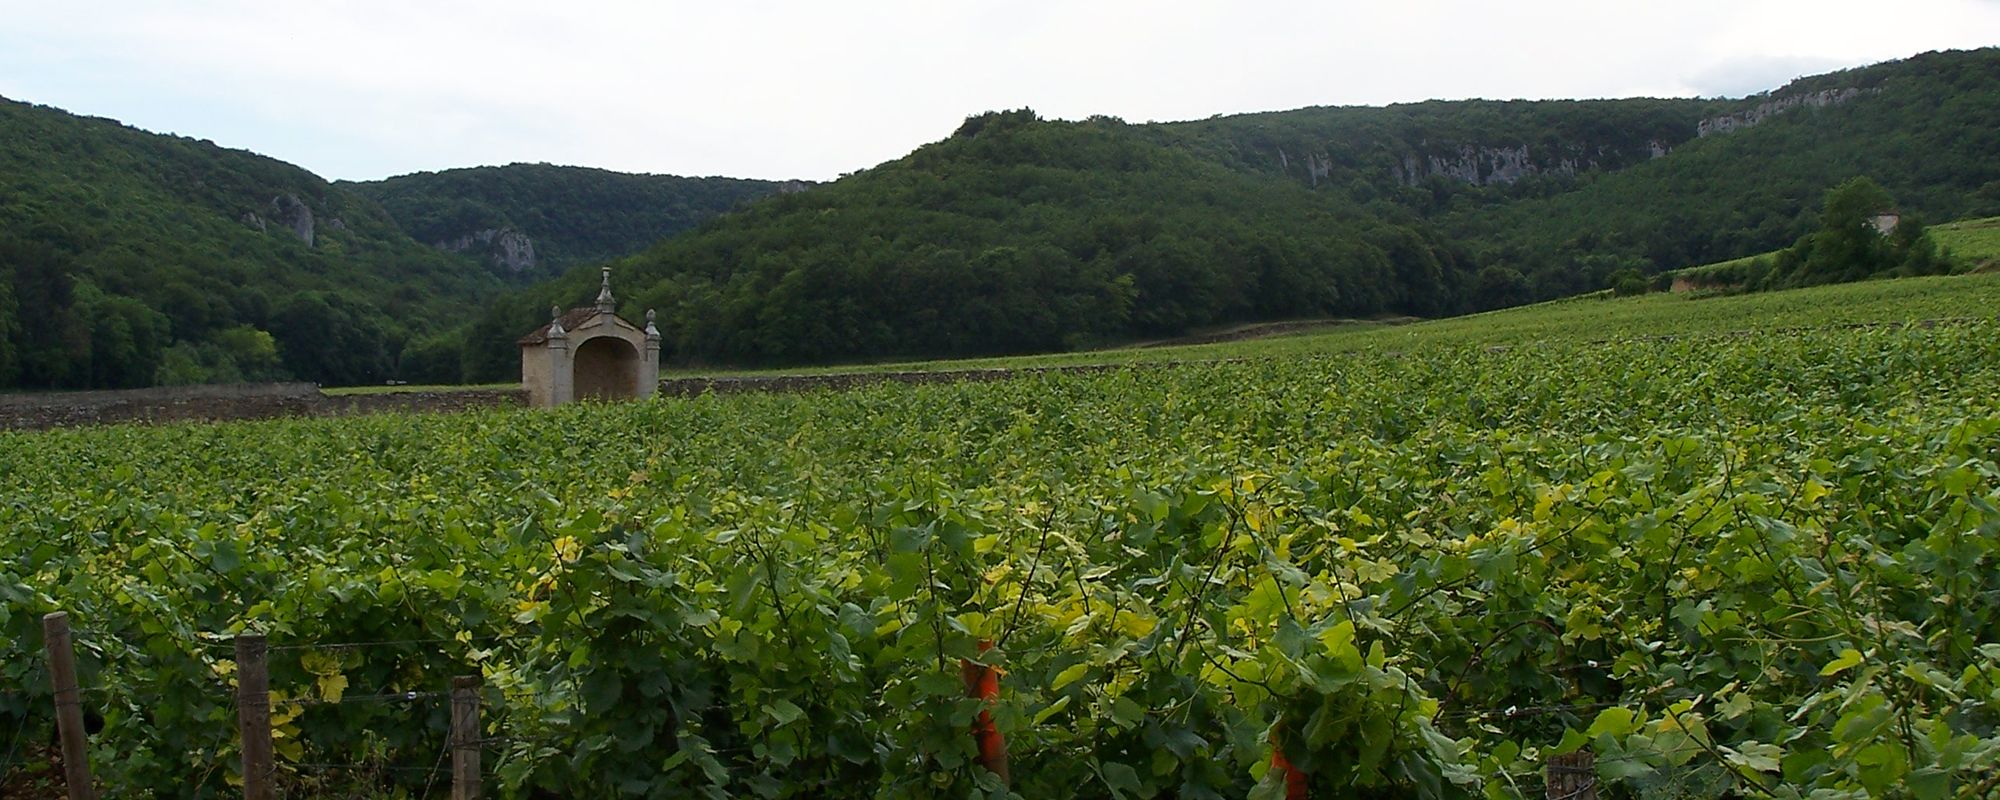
[1697,87,1869,137]
[269,193,315,246]
[437,227,538,275]
[1390,144,1586,187]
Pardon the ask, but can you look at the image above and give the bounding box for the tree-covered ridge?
[445,110,1478,379]
[0,97,509,389]
[345,164,802,279]
[1156,96,1718,202]
[1119,49,1999,301]
[450,49,2000,378]
[1435,48,2000,294]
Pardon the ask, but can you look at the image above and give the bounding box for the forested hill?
[1157,96,1719,200]
[1160,48,2000,298]
[1438,48,2000,291]
[452,110,1477,377]
[0,97,514,389]
[345,165,803,280]
[458,48,2000,378]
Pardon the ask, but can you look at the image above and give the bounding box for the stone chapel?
[517,267,660,407]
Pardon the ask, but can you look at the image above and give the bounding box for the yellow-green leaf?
[1820,648,1864,677]
[1052,663,1090,691]
[316,671,348,704]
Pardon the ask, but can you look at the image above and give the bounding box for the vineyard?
[2,313,1999,797]
[691,271,2000,376]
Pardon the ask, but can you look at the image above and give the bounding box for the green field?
[1930,216,2000,269]
[668,271,2000,378]
[1666,216,2000,288]
[3,275,1997,798]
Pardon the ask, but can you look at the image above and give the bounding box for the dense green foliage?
[346,164,798,279]
[3,304,1998,797]
[0,98,509,389]
[1756,177,1951,287]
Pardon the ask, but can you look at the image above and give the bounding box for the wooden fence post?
[42,612,97,800]
[235,633,273,800]
[1545,751,1597,800]
[1269,738,1308,800]
[451,675,482,800]
[959,639,1008,786]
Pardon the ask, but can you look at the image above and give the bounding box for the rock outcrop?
[1389,145,1590,187]
[436,228,538,274]
[1697,87,1868,137]
[268,194,315,246]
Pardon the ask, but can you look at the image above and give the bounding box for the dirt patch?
[0,738,58,800]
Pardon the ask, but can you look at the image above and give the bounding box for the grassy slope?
[1673,215,2000,280]
[666,271,2000,377]
[1930,216,2000,269]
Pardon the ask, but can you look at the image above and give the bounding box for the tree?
[1473,266,1529,310]
[269,291,394,386]
[1774,177,1957,287]
[73,281,171,389]
[1606,267,1649,297]
[0,270,17,385]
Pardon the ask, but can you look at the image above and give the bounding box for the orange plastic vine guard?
[960,639,1010,784]
[1270,737,1308,799]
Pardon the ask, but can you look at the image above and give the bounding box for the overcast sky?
[2,1,1996,182]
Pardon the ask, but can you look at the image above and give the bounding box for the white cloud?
[2,0,1996,181]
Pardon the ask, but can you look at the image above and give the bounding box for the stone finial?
[595,266,616,314]
[548,303,567,338]
[644,309,660,339]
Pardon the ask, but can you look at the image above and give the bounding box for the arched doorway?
[572,336,640,401]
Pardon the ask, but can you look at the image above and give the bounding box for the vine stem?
[997,507,1060,650]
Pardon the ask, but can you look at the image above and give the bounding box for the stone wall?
[655,362,1204,398]
[0,383,525,432]
[318,388,528,418]
[3,361,1208,432]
